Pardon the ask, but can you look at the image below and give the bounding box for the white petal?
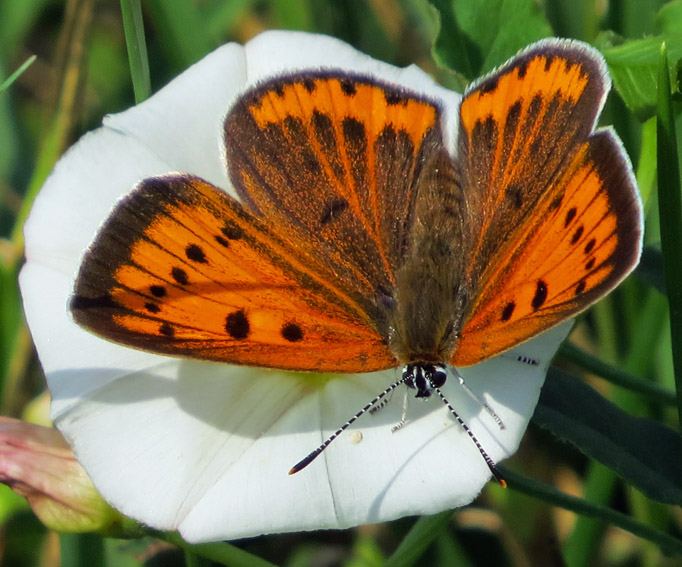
[51,323,570,542]
[103,43,246,191]
[19,30,564,542]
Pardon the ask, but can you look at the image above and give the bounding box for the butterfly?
[69,39,642,482]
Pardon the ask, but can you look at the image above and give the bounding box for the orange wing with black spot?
[450,41,642,366]
[225,73,441,301]
[71,73,444,373]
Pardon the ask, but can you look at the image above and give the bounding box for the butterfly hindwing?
[71,175,397,372]
[450,42,642,366]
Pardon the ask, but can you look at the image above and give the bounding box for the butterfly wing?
[72,75,448,373]
[71,175,396,372]
[450,41,643,366]
[224,73,443,315]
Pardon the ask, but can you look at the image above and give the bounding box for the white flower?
[19,31,570,542]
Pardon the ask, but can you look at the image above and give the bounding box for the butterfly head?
[402,363,447,399]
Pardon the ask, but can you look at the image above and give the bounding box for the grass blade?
[384,511,453,567]
[656,42,682,432]
[501,467,682,555]
[0,55,36,94]
[560,341,676,405]
[120,0,151,103]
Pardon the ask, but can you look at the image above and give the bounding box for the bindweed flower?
[20,31,572,542]
[0,417,133,535]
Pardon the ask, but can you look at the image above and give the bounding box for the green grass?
[1,0,681,566]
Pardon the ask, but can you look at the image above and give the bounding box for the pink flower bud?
[0,417,137,536]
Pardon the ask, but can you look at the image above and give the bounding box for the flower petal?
[103,43,246,191]
[50,323,569,541]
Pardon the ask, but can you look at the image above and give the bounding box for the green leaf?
[477,0,553,73]
[428,0,552,80]
[427,0,474,80]
[501,467,682,555]
[656,0,682,37]
[599,0,682,125]
[534,368,682,505]
[600,35,682,121]
[384,511,453,567]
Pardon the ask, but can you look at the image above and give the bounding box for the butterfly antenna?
[449,368,505,429]
[289,377,407,475]
[434,386,507,487]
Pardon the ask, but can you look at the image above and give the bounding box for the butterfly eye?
[402,363,447,398]
[426,364,447,388]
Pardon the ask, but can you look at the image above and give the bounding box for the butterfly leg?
[290,377,408,474]
[433,387,506,486]
[450,367,505,430]
[501,353,540,367]
[369,388,396,415]
[390,389,411,433]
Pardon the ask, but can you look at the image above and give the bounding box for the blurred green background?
[1,0,682,566]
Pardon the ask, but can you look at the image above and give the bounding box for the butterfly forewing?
[224,73,443,312]
[71,175,397,372]
[456,42,608,272]
[450,42,642,366]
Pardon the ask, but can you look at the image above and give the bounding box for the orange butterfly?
[70,40,642,480]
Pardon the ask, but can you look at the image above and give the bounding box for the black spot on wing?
[505,185,524,209]
[501,301,516,322]
[532,280,548,310]
[283,115,322,176]
[185,244,207,263]
[385,91,409,106]
[145,302,160,314]
[150,285,166,298]
[342,117,368,192]
[570,225,584,245]
[281,322,303,342]
[159,323,175,337]
[172,267,189,285]
[549,194,563,210]
[319,197,349,225]
[221,220,243,241]
[340,79,356,95]
[226,309,250,339]
[312,110,345,182]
